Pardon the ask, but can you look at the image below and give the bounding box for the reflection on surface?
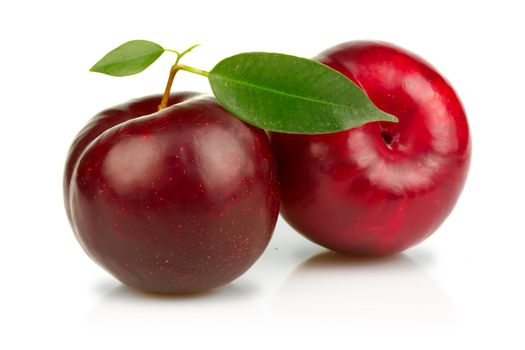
[270,251,456,324]
[86,281,260,329]
[104,136,164,196]
[86,249,455,329]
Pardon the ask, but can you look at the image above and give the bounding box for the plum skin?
[271,41,471,256]
[64,93,280,293]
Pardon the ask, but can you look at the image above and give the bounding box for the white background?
[1,0,524,348]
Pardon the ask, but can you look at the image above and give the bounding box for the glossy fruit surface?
[65,93,279,293]
[271,41,471,255]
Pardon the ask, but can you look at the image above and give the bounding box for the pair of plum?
[64,41,471,294]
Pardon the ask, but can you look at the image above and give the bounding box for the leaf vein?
[95,52,162,69]
[212,73,375,115]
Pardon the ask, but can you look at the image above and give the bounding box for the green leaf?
[90,40,164,77]
[208,52,397,134]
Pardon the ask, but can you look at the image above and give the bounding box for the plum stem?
[157,65,210,110]
[158,44,208,111]
[158,65,180,110]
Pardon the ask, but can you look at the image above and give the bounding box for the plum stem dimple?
[382,131,393,145]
